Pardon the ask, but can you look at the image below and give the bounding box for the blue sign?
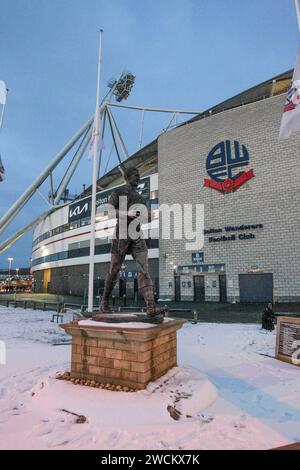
[192,252,204,263]
[119,271,137,279]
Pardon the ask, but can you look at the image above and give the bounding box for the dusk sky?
[0,0,298,269]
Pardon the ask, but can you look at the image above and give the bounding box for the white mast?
[295,0,300,31]
[0,102,6,130]
[0,80,7,130]
[88,29,103,312]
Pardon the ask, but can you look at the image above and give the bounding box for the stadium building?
[31,69,300,303]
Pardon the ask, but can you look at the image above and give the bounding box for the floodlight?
[108,72,135,102]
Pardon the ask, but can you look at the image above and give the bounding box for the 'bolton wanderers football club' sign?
[203,140,255,193]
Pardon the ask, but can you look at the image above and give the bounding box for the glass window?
[95,243,111,255]
[59,251,68,260]
[69,221,80,230]
[95,213,109,222]
[80,217,91,227]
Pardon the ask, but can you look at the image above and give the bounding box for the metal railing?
[0,297,200,323]
[0,297,61,312]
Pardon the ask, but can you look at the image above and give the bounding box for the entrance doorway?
[119,279,126,298]
[43,269,51,293]
[174,276,181,302]
[94,278,105,299]
[193,275,205,302]
[219,274,227,302]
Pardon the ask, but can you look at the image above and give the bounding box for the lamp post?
[15,268,19,293]
[7,257,13,278]
[7,257,13,293]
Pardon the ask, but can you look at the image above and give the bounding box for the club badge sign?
[203,140,255,193]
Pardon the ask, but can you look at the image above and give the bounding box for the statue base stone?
[60,315,186,390]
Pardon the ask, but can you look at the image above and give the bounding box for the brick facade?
[158,94,300,302]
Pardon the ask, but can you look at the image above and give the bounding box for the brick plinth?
[60,318,186,390]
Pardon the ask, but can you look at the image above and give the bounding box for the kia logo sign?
[69,200,91,222]
[67,176,150,223]
[69,202,89,218]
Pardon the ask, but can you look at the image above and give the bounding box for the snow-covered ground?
[0,306,299,450]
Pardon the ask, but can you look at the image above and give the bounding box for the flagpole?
[88,29,103,313]
[295,0,300,32]
[0,81,7,130]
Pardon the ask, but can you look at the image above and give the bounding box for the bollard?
[112,295,116,307]
[24,300,27,309]
[123,294,127,307]
[192,310,198,324]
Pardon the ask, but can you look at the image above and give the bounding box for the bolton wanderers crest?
[203,140,255,193]
[283,79,300,112]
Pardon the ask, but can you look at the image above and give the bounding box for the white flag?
[279,47,300,141]
[0,81,7,105]
[88,112,104,160]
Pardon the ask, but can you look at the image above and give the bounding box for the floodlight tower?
[0,71,136,245]
[0,64,202,260]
